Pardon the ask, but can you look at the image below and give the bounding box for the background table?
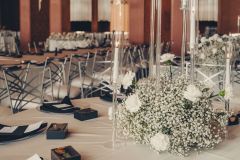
[0,98,240,160]
[0,48,106,64]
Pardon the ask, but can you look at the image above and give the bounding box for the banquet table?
[0,97,240,160]
[0,48,109,65]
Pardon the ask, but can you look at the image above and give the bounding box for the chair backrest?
[68,51,96,79]
[1,62,49,113]
[46,57,68,85]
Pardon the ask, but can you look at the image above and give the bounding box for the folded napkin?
[100,92,124,103]
[40,96,80,113]
[27,154,42,160]
[0,121,48,143]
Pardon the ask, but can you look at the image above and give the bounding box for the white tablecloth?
[0,30,18,52]
[48,39,92,51]
[0,98,240,160]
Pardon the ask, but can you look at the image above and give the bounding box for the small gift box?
[51,146,81,160]
[74,108,98,121]
[228,115,239,126]
[47,123,68,139]
[236,111,240,118]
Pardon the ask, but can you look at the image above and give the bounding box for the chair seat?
[71,76,99,88]
[0,94,41,110]
[46,84,81,99]
[93,72,111,82]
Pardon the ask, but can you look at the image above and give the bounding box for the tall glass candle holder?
[189,0,199,82]
[149,0,156,77]
[112,33,123,149]
[149,0,162,77]
[224,44,233,111]
[180,0,189,75]
[156,0,162,78]
[110,0,127,149]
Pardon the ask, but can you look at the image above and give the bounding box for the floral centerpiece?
[196,34,240,73]
[197,34,228,68]
[117,75,228,156]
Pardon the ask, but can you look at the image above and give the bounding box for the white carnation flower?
[122,71,135,89]
[222,34,228,39]
[213,34,219,39]
[222,46,226,51]
[217,38,223,42]
[209,34,219,41]
[212,48,218,55]
[125,94,141,113]
[183,84,202,102]
[200,53,205,59]
[150,133,170,152]
[200,37,207,43]
[160,53,175,63]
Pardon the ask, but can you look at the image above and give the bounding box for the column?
[92,0,98,32]
[128,0,170,45]
[20,0,49,50]
[162,0,171,42]
[218,0,240,34]
[20,0,31,50]
[170,0,183,55]
[128,0,145,44]
[50,0,70,33]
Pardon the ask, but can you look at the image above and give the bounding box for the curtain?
[70,0,92,21]
[199,0,218,21]
[98,0,111,21]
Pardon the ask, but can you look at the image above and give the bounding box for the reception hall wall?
[0,0,19,31]
[11,0,240,53]
[218,0,240,34]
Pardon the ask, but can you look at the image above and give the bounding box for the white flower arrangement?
[125,94,141,113]
[197,34,228,68]
[195,34,240,76]
[160,53,175,63]
[183,84,202,102]
[117,75,228,156]
[150,133,170,152]
[121,71,135,89]
[197,34,240,69]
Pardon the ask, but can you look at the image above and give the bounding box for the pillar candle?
[112,41,119,84]
[225,45,233,100]
[156,0,162,78]
[225,57,230,87]
[190,0,196,50]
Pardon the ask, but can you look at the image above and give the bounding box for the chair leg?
[3,71,14,114]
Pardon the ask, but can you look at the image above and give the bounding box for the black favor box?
[74,108,98,121]
[228,116,239,126]
[47,123,68,139]
[51,146,81,160]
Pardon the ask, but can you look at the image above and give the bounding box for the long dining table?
[0,48,110,66]
[0,97,240,160]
